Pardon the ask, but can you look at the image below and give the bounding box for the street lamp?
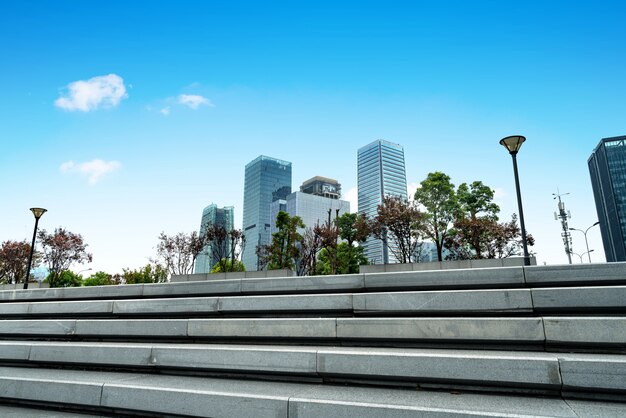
[583,249,595,262]
[569,221,600,263]
[570,251,583,263]
[499,135,531,266]
[24,208,47,290]
[570,249,594,264]
[78,268,93,276]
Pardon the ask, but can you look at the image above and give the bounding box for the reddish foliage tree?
[371,196,425,264]
[155,231,206,276]
[38,228,92,280]
[203,224,246,273]
[0,240,38,284]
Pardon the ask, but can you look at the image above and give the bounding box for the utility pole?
[553,191,572,264]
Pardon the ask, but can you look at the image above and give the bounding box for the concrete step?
[1,316,624,349]
[1,341,624,396]
[0,317,540,343]
[532,286,626,311]
[1,286,623,318]
[2,263,624,304]
[0,405,103,417]
[0,366,625,417]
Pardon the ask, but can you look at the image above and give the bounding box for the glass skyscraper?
[242,155,292,271]
[194,204,234,274]
[588,135,626,262]
[357,140,408,264]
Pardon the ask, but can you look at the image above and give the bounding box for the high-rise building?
[357,139,408,264]
[270,177,350,234]
[300,176,341,199]
[242,156,292,270]
[194,204,234,274]
[588,135,626,262]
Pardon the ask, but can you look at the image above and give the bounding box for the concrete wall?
[0,282,49,291]
[171,268,293,282]
[360,257,537,273]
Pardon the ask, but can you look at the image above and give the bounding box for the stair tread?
[1,366,624,417]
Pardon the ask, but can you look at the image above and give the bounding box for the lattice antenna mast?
[553,190,572,264]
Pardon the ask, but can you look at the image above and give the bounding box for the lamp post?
[78,268,93,277]
[583,249,595,262]
[569,221,600,263]
[570,249,594,264]
[499,135,530,266]
[570,251,584,264]
[24,208,47,290]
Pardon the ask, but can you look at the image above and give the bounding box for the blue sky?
[2,1,625,274]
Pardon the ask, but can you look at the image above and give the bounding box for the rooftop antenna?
[553,189,572,264]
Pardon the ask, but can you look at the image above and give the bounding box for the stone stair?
[0,263,624,417]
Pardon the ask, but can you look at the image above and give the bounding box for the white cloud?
[345,186,358,213]
[55,74,127,112]
[177,94,213,109]
[60,159,121,184]
[160,106,170,116]
[59,161,75,172]
[493,187,507,207]
[407,182,420,201]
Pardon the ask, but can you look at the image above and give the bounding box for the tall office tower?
[194,204,234,274]
[242,156,292,271]
[270,177,350,235]
[588,135,626,262]
[357,140,408,264]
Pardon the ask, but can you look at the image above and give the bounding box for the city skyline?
[2,1,624,274]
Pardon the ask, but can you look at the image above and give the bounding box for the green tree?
[336,213,371,247]
[123,264,168,284]
[46,270,82,288]
[264,211,305,270]
[211,259,245,273]
[323,212,372,273]
[456,181,500,220]
[83,271,115,286]
[313,209,341,274]
[452,181,501,259]
[414,172,458,261]
[318,242,368,274]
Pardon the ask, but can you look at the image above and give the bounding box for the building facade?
[194,205,234,274]
[300,176,341,199]
[242,156,292,270]
[270,177,350,235]
[588,135,626,262]
[357,140,408,264]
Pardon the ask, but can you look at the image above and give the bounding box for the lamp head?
[499,135,526,155]
[30,208,47,219]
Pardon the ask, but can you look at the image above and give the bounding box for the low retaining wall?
[360,257,537,273]
[171,268,293,282]
[0,282,49,291]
